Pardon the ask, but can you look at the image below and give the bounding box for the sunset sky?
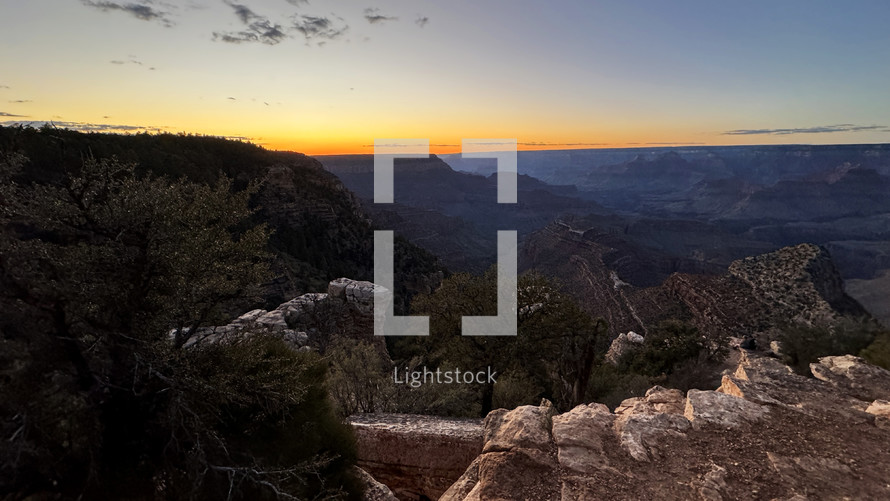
[2,0,890,154]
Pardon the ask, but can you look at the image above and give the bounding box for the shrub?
[778,320,878,375]
[860,330,890,370]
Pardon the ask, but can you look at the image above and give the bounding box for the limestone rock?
[352,467,398,501]
[684,389,768,429]
[810,355,890,402]
[866,399,890,429]
[441,401,561,501]
[388,352,890,500]
[643,385,686,415]
[348,413,482,501]
[614,411,690,462]
[551,403,615,473]
[605,331,645,365]
[483,403,556,456]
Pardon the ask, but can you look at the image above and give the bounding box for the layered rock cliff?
[521,221,873,341]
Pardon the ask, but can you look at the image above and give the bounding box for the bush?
[623,321,717,378]
[492,370,545,410]
[584,365,652,411]
[860,330,890,370]
[778,320,878,375]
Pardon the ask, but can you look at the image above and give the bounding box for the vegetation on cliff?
[0,144,361,498]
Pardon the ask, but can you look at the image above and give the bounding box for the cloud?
[723,124,890,135]
[110,57,144,66]
[9,100,32,104]
[415,16,429,28]
[292,15,348,42]
[0,120,167,133]
[214,1,287,45]
[81,1,174,27]
[0,112,28,117]
[285,0,308,5]
[0,85,9,89]
[364,8,397,24]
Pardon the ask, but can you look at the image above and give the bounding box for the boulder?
[614,411,690,462]
[551,403,615,473]
[866,399,890,429]
[810,355,890,402]
[684,389,768,429]
[442,401,560,501]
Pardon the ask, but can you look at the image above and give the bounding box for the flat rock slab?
[348,413,483,501]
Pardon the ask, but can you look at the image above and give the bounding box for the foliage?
[778,320,879,375]
[584,364,652,410]
[0,153,359,499]
[404,269,609,414]
[492,370,545,410]
[326,336,480,418]
[326,338,393,416]
[860,330,890,370]
[622,320,716,378]
[0,125,445,307]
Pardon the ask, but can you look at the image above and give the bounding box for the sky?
[1,0,890,154]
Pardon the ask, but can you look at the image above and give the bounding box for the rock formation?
[522,225,873,342]
[176,277,391,351]
[604,331,644,365]
[431,352,890,500]
[348,414,483,501]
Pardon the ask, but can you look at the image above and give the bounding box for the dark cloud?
[227,97,236,100]
[214,1,287,45]
[364,8,397,24]
[0,85,9,89]
[285,0,308,5]
[292,15,348,42]
[0,112,28,117]
[81,1,174,27]
[9,100,32,104]
[723,124,889,135]
[415,16,429,28]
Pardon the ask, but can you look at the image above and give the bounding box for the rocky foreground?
[353,352,890,501]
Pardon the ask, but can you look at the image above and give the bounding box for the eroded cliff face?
[436,352,890,501]
[521,222,873,340]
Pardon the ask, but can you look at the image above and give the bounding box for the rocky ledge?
[348,414,483,501]
[435,352,890,501]
[173,277,391,349]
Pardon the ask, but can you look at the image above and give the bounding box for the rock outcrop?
[521,225,873,341]
[604,331,644,365]
[353,467,399,501]
[175,277,392,351]
[348,414,483,501]
[438,352,890,501]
